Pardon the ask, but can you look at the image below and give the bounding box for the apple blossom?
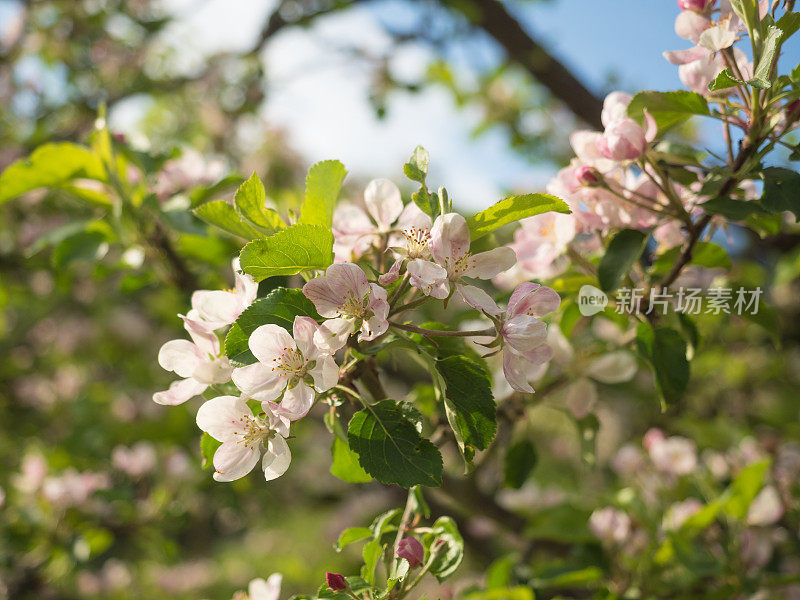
[697,15,738,52]
[231,316,339,420]
[186,258,258,332]
[196,396,291,482]
[247,574,282,600]
[396,537,425,568]
[677,0,713,11]
[497,282,560,393]
[111,442,157,478]
[303,262,390,344]
[597,113,657,161]
[647,434,698,475]
[589,507,631,545]
[153,319,232,406]
[746,486,784,526]
[675,10,711,43]
[332,178,430,262]
[407,213,516,314]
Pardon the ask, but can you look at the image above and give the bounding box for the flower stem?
[389,321,495,338]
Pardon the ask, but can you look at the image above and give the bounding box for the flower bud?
[597,119,648,161]
[396,537,425,568]
[786,99,800,120]
[677,0,712,11]
[575,165,600,186]
[325,572,347,591]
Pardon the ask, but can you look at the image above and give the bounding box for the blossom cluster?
[154,179,559,483]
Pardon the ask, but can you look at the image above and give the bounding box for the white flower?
[153,320,232,406]
[196,396,291,482]
[746,485,784,526]
[247,574,282,600]
[302,262,390,345]
[589,507,631,545]
[407,213,516,314]
[232,316,339,420]
[187,258,258,332]
[648,435,698,475]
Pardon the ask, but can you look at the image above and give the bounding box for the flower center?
[402,226,431,259]
[447,252,475,279]
[271,346,306,377]
[233,415,272,448]
[338,288,371,319]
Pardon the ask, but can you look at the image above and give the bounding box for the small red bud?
[786,99,800,120]
[325,572,347,591]
[575,165,601,186]
[396,537,425,568]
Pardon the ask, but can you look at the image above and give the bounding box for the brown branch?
[445,0,604,129]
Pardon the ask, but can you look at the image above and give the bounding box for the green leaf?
[463,587,535,600]
[651,242,730,277]
[708,68,746,92]
[423,516,464,582]
[361,539,383,585]
[239,224,334,282]
[298,160,347,228]
[466,193,571,240]
[225,287,321,365]
[504,439,537,489]
[194,200,263,239]
[334,526,372,551]
[636,324,690,406]
[347,400,443,488]
[52,223,113,269]
[752,25,783,87]
[200,433,221,470]
[234,172,285,233]
[627,90,710,132]
[436,356,497,451]
[330,436,373,483]
[701,197,767,220]
[0,143,106,204]
[777,11,800,40]
[597,229,647,292]
[723,458,770,519]
[403,145,429,184]
[760,166,800,220]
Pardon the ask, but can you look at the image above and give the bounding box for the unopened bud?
[575,165,601,186]
[325,572,347,591]
[396,537,425,568]
[786,99,800,120]
[677,0,712,11]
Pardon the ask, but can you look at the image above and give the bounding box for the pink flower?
[396,538,425,568]
[231,316,339,420]
[303,263,390,344]
[677,0,714,11]
[648,435,698,475]
[675,10,711,43]
[499,283,560,393]
[601,91,634,128]
[186,258,258,332]
[506,212,577,280]
[196,396,291,482]
[746,486,784,526]
[407,213,516,314]
[662,498,703,531]
[597,114,657,161]
[153,320,232,406]
[111,442,157,478]
[153,149,224,201]
[332,179,429,262]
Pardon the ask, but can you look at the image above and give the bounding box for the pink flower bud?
[597,119,647,161]
[325,572,347,591]
[396,537,425,568]
[787,99,800,120]
[575,165,600,186]
[677,0,712,11]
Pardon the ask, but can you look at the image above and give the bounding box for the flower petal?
[310,354,340,393]
[315,317,353,352]
[191,289,242,328]
[507,283,561,318]
[457,283,502,315]
[249,574,283,600]
[407,259,449,299]
[461,247,517,279]
[263,435,292,481]
[196,395,250,442]
[502,314,547,353]
[502,350,535,393]
[152,377,207,406]
[292,316,319,359]
[231,363,287,402]
[430,213,470,266]
[212,440,261,482]
[585,351,638,384]
[249,324,296,364]
[158,339,204,378]
[275,382,315,420]
[364,178,403,230]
